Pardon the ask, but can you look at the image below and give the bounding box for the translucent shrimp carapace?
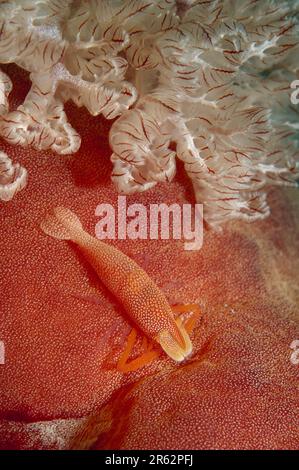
[40,206,200,370]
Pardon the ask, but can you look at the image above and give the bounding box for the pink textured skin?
[0,64,298,449]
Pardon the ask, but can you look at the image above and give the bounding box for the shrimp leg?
[117,304,201,373]
[117,328,160,373]
[171,303,201,333]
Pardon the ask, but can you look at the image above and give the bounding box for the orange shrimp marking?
[117,304,201,373]
[40,207,195,367]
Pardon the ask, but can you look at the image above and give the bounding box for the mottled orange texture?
[0,64,298,449]
[40,206,192,362]
[88,301,299,450]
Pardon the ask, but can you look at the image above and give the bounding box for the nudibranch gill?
[41,207,199,368]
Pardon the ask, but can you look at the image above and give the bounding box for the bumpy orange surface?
[0,65,298,449]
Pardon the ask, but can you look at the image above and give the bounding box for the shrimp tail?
[156,318,192,362]
[40,206,83,241]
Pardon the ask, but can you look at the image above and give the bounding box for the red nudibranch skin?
[0,64,298,450]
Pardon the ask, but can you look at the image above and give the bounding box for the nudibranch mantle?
[0,151,27,202]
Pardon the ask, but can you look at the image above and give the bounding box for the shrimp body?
[41,207,192,362]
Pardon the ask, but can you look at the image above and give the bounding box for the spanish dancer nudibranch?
[0,1,298,226]
[0,151,27,202]
[41,207,200,371]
